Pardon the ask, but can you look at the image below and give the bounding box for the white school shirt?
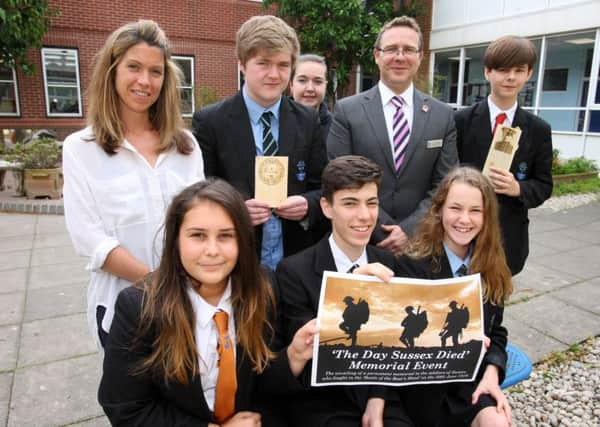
[62,127,205,347]
[487,97,518,130]
[379,81,415,155]
[186,280,236,410]
[328,234,368,273]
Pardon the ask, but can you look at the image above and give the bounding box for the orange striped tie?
[213,311,237,423]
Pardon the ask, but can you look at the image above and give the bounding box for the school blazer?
[99,286,301,427]
[192,92,327,256]
[275,236,403,426]
[455,101,553,275]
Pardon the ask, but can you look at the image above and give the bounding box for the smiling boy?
[455,36,553,275]
[276,155,412,427]
[192,15,326,270]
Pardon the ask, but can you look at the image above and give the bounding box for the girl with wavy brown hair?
[99,179,317,426]
[395,167,513,427]
[63,20,205,348]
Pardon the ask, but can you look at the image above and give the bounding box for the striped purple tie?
[391,96,410,173]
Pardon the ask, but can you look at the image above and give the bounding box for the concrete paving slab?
[530,229,595,252]
[527,241,560,259]
[534,244,600,280]
[0,372,12,427]
[0,325,19,372]
[8,354,104,427]
[505,294,600,345]
[24,283,86,322]
[0,268,27,294]
[30,244,80,267]
[550,278,600,315]
[0,250,30,272]
[0,234,34,253]
[544,204,600,226]
[69,415,111,426]
[511,260,582,296]
[528,218,567,234]
[28,261,88,290]
[0,214,36,238]
[0,292,24,326]
[35,215,67,235]
[551,222,600,244]
[32,231,75,250]
[503,313,568,362]
[18,314,96,367]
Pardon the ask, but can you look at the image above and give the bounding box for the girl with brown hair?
[99,179,316,426]
[396,166,513,427]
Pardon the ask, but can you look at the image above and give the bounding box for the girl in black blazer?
[99,179,317,426]
[396,167,513,427]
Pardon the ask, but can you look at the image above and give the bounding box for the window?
[433,50,461,104]
[173,56,194,116]
[41,48,82,117]
[0,65,19,116]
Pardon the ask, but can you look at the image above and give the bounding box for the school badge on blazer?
[517,162,528,180]
[296,160,306,181]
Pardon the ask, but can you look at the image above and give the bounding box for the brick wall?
[0,0,267,135]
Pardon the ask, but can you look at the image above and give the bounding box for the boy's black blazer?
[455,101,553,275]
[275,236,409,426]
[99,286,301,426]
[192,92,326,256]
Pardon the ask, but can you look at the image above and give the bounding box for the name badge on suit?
[427,139,443,149]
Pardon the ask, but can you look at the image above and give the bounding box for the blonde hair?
[406,167,513,305]
[86,19,193,155]
[235,15,300,66]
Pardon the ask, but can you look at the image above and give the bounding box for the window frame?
[41,47,83,117]
[0,65,20,117]
[173,55,195,117]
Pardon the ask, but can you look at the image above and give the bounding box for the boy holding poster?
[276,156,412,426]
[397,167,513,427]
[455,35,553,275]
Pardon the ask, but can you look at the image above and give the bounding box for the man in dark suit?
[277,156,413,427]
[192,15,326,270]
[327,16,457,255]
[455,36,553,275]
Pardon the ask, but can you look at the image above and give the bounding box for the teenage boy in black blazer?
[192,15,326,270]
[276,156,413,427]
[455,36,553,275]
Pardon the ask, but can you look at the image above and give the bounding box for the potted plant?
[7,137,63,199]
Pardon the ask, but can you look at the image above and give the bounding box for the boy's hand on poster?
[361,397,384,427]
[488,167,521,197]
[353,263,394,283]
[275,195,308,220]
[221,411,261,426]
[287,318,319,376]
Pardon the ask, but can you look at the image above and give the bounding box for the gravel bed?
[538,193,600,212]
[507,336,600,427]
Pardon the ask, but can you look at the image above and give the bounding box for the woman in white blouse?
[62,20,205,348]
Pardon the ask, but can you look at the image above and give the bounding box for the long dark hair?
[136,179,275,384]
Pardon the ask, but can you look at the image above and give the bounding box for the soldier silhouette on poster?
[439,300,470,347]
[399,305,428,348]
[338,296,369,346]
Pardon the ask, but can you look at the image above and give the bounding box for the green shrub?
[553,177,600,197]
[552,156,598,175]
[5,137,62,169]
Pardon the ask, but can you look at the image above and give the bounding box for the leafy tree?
[264,0,426,101]
[0,0,60,74]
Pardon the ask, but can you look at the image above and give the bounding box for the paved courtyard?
[0,201,599,426]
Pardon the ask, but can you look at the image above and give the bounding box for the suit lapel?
[362,86,396,173]
[230,93,258,189]
[277,97,296,158]
[510,106,530,170]
[471,101,493,166]
[313,236,337,276]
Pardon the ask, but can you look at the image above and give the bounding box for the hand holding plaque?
[255,156,288,207]
[482,124,521,177]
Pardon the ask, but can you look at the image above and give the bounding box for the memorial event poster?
[311,272,485,387]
